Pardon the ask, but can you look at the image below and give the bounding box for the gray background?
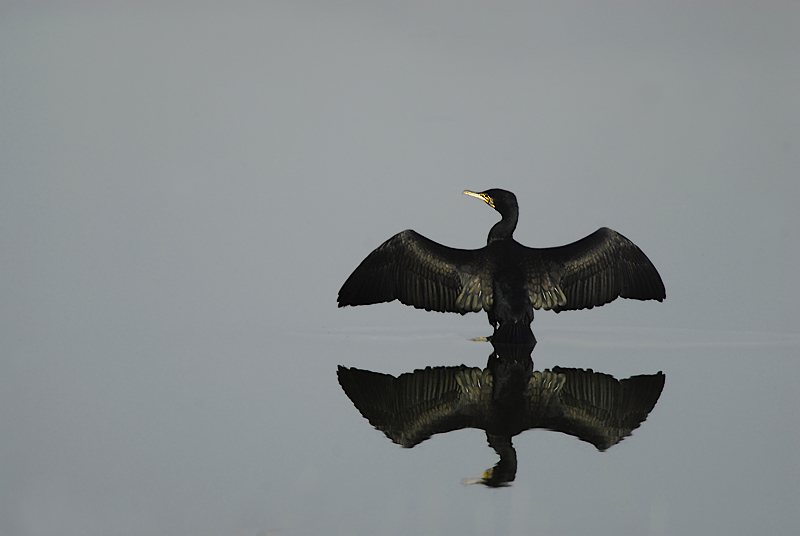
[2,2,798,535]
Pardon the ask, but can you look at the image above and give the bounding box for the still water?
[6,321,797,535]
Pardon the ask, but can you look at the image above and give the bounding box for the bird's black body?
[337,189,665,342]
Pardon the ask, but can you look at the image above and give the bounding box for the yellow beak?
[463,190,495,208]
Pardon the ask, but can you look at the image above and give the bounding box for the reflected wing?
[337,365,493,448]
[526,227,665,312]
[337,230,492,314]
[524,367,665,451]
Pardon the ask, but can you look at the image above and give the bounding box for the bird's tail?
[492,322,537,345]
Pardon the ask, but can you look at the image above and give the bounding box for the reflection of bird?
[338,189,665,342]
[337,343,665,487]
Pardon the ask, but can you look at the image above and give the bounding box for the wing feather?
[525,227,665,312]
[338,230,490,314]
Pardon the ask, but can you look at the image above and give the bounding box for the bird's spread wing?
[525,227,666,312]
[337,365,492,448]
[523,367,665,451]
[337,230,491,314]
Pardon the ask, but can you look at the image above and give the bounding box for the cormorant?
[337,189,665,342]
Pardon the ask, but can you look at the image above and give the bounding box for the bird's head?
[464,189,517,215]
[463,189,519,242]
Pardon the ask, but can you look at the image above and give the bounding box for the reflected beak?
[460,469,493,486]
[463,190,495,208]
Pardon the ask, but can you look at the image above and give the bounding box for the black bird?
[337,189,665,342]
[337,342,665,487]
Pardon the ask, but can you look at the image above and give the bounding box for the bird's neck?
[487,212,518,243]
